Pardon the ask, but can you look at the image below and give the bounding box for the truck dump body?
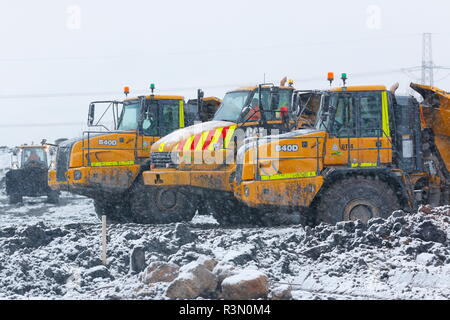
[411,83,450,173]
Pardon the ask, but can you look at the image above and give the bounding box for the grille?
[56,146,71,182]
[150,152,175,168]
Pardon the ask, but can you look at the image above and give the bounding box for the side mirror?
[88,103,95,126]
[239,106,251,121]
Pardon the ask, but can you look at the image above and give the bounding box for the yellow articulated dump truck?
[233,80,450,225]
[141,79,321,224]
[48,85,220,223]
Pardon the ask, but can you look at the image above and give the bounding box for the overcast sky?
[0,0,449,146]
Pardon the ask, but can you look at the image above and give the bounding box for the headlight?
[49,161,56,170]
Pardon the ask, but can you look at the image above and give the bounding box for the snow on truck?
[47,85,220,222]
[231,80,450,225]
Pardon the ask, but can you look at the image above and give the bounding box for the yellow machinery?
[6,144,59,204]
[48,85,220,222]
[232,77,450,225]
[141,79,321,224]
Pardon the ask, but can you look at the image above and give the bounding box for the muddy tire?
[130,183,198,224]
[94,196,132,224]
[209,196,263,226]
[9,193,22,204]
[316,176,400,225]
[47,190,60,204]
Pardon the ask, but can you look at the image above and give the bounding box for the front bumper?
[48,165,141,196]
[234,176,324,208]
[142,169,233,192]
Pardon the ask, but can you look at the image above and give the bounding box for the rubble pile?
[0,205,448,299]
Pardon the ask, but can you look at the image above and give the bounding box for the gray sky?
[0,0,449,146]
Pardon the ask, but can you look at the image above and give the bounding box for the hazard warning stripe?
[183,135,195,151]
[191,133,202,150]
[223,125,237,149]
[193,130,211,151]
[201,129,217,151]
[207,128,225,151]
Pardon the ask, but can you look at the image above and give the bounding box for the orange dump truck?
[48,86,220,223]
[232,82,450,225]
[140,80,322,224]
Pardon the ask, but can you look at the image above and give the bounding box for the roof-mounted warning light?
[327,72,334,86]
[288,79,294,87]
[341,73,348,87]
[124,86,130,97]
[150,83,155,95]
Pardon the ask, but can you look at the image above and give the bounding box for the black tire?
[316,176,400,225]
[94,196,132,224]
[209,196,263,226]
[9,193,22,204]
[130,182,198,224]
[47,190,60,204]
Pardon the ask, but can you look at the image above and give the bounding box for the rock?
[130,246,146,274]
[19,223,49,248]
[353,220,366,230]
[367,217,385,227]
[223,245,255,265]
[44,267,70,285]
[336,221,355,233]
[213,262,237,283]
[166,261,218,299]
[419,205,433,215]
[392,210,406,218]
[173,223,197,245]
[221,270,269,300]
[412,220,447,243]
[141,262,179,284]
[83,265,113,279]
[300,244,331,260]
[269,285,292,300]
[196,255,218,271]
[374,225,391,238]
[416,253,438,266]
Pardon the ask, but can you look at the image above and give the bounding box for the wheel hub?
[156,188,177,210]
[343,199,381,223]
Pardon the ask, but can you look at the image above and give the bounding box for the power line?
[0,122,84,128]
[0,33,423,64]
[0,68,416,101]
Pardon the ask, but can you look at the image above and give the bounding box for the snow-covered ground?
[0,148,449,300]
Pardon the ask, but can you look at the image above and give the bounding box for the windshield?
[213,91,251,122]
[117,101,140,131]
[213,89,292,122]
[22,148,47,166]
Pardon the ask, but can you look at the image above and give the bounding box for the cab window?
[159,101,180,136]
[359,93,382,137]
[330,94,357,137]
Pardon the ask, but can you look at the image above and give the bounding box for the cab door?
[324,93,360,166]
[354,91,392,167]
